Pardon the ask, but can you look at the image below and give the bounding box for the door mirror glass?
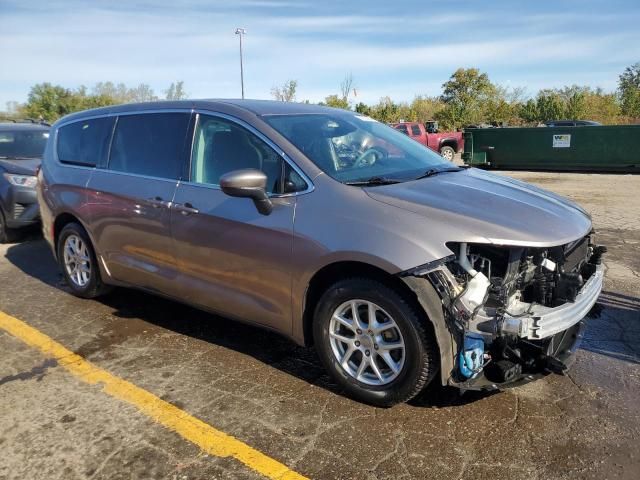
[220,169,273,215]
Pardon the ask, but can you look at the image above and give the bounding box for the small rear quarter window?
[57,117,115,167]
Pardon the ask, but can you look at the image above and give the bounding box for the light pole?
[235,28,246,99]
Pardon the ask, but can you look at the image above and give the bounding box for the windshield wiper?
[345,176,403,186]
[413,166,467,181]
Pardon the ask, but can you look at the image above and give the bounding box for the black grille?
[13,203,25,219]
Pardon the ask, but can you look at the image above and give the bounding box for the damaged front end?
[401,235,606,391]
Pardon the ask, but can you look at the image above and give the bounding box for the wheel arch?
[53,212,82,256]
[439,138,459,151]
[301,261,448,383]
[52,212,101,262]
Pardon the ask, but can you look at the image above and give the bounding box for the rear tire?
[440,146,455,161]
[313,278,438,407]
[57,222,111,298]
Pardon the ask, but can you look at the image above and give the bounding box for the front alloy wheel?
[329,300,405,386]
[314,278,438,407]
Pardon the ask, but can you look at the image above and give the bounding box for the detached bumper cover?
[504,263,604,340]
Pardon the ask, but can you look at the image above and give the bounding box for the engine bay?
[408,235,606,389]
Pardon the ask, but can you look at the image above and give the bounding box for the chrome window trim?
[53,108,194,172]
[55,108,194,129]
[89,167,181,187]
[53,107,315,197]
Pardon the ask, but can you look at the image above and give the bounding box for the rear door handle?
[174,202,199,216]
[148,196,171,208]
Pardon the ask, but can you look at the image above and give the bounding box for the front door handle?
[148,196,171,208]
[174,202,199,216]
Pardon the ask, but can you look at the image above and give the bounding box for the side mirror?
[220,169,273,215]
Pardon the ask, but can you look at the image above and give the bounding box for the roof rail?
[0,118,51,126]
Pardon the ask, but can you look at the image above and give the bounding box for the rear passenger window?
[410,125,421,136]
[109,113,190,179]
[57,117,115,167]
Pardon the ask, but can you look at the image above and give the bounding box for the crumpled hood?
[365,168,592,247]
[0,158,40,176]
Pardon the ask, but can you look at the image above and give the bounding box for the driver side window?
[191,114,294,194]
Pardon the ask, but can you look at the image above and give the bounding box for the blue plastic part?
[458,333,485,379]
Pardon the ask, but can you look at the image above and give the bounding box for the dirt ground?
[1,170,639,480]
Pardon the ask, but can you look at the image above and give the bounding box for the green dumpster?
[462,125,640,172]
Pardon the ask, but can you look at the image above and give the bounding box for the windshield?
[0,129,49,159]
[263,113,451,183]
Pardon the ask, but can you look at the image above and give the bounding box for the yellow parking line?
[0,311,308,480]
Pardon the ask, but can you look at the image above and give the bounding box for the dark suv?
[0,121,50,242]
[544,120,602,127]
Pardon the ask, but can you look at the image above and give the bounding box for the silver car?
[38,100,604,406]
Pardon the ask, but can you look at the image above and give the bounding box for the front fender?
[401,275,457,386]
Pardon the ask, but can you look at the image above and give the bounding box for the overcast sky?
[1,0,639,107]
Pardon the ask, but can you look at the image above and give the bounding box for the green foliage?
[23,83,117,122]
[583,89,620,124]
[345,66,632,128]
[410,96,444,123]
[354,102,371,115]
[519,99,539,124]
[535,91,566,122]
[7,64,638,126]
[565,92,586,120]
[19,81,185,122]
[271,80,298,102]
[436,68,496,129]
[618,62,640,118]
[368,97,400,124]
[322,94,350,109]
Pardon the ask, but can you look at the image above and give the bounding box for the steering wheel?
[354,147,388,168]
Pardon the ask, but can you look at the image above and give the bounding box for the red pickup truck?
[391,121,464,161]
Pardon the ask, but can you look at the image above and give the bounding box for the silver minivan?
[38,100,604,406]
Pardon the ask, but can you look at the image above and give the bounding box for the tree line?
[3,81,187,123]
[274,63,640,129]
[3,63,639,129]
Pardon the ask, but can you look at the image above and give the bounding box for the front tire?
[0,209,18,244]
[440,146,455,161]
[313,278,438,407]
[57,222,110,298]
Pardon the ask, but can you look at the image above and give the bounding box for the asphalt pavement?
[1,170,639,480]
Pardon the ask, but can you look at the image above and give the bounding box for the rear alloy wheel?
[440,146,455,161]
[314,278,438,407]
[63,234,92,288]
[57,222,110,298]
